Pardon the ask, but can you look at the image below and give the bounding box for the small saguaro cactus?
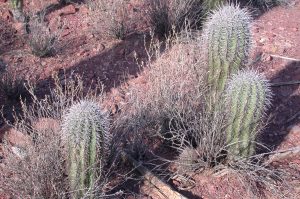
[203,4,252,103]
[11,0,23,11]
[202,0,224,13]
[62,100,110,198]
[10,0,25,22]
[225,70,272,159]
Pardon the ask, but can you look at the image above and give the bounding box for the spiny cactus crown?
[226,69,272,113]
[62,100,110,148]
[204,4,252,94]
[225,69,272,158]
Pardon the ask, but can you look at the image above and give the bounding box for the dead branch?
[269,54,300,62]
[121,151,188,199]
[270,81,300,87]
[264,146,300,165]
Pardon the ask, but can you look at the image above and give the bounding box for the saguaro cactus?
[11,0,23,11]
[62,100,110,198]
[225,70,272,159]
[10,0,24,22]
[203,5,252,103]
[202,0,224,13]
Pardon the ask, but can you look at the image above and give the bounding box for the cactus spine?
[62,100,110,198]
[225,70,272,159]
[203,5,252,104]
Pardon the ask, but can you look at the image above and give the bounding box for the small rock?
[93,43,105,52]
[80,5,89,15]
[127,51,137,59]
[87,34,94,39]
[61,29,71,37]
[13,22,24,33]
[261,53,273,62]
[11,146,27,159]
[77,48,89,56]
[59,4,76,16]
[292,27,299,32]
[41,61,47,66]
[259,37,267,43]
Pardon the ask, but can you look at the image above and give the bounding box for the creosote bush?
[26,15,59,57]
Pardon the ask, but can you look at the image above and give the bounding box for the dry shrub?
[0,123,66,198]
[249,0,292,10]
[148,0,204,37]
[0,20,16,55]
[114,30,224,160]
[0,74,125,198]
[0,69,28,101]
[26,13,61,57]
[86,0,137,40]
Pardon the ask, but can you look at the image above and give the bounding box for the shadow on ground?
[259,60,300,152]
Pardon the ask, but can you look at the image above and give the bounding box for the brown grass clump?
[86,0,138,40]
[26,14,61,57]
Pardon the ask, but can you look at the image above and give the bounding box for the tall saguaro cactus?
[62,100,110,198]
[225,70,272,159]
[203,5,252,104]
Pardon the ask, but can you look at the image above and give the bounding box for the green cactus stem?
[225,70,272,159]
[203,5,252,104]
[62,100,110,198]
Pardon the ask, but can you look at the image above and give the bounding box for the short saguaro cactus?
[225,70,272,159]
[62,100,110,198]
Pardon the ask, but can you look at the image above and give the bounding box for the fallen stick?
[270,80,300,87]
[269,54,300,62]
[264,146,300,165]
[121,151,188,199]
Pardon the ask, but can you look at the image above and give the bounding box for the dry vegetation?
[0,0,299,198]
